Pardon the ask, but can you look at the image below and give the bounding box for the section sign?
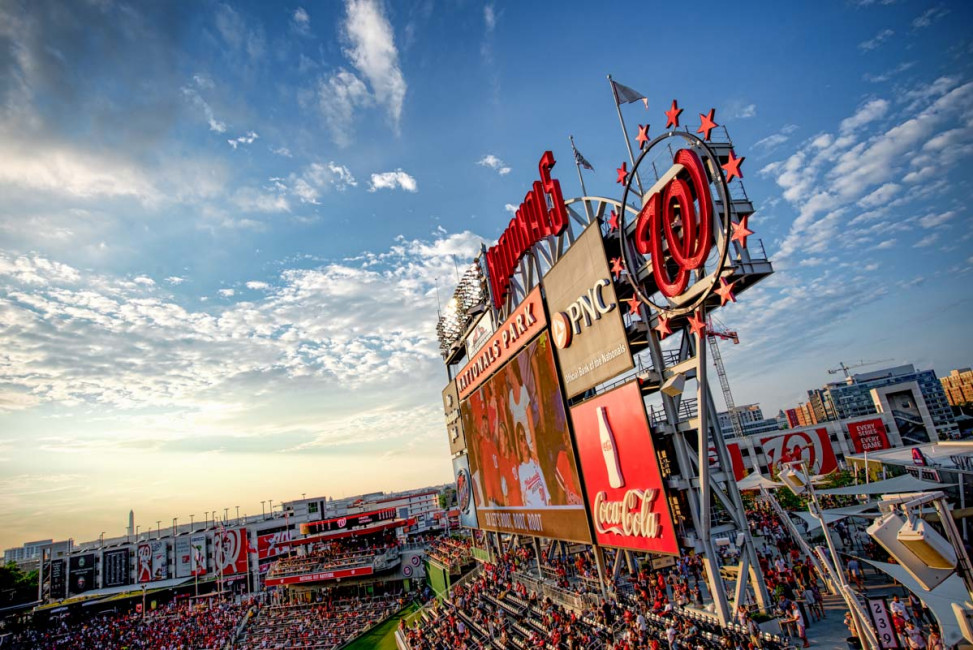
[571,381,678,554]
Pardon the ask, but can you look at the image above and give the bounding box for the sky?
[0,0,971,551]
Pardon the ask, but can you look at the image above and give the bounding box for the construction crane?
[706,318,743,439]
[828,359,894,379]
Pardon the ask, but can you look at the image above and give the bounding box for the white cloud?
[182,86,226,133]
[874,238,897,250]
[165,277,186,286]
[271,147,293,157]
[245,281,269,290]
[288,162,357,204]
[857,183,900,209]
[218,288,235,297]
[227,131,259,149]
[369,170,417,192]
[343,0,407,132]
[484,4,496,32]
[840,99,888,133]
[913,233,938,248]
[477,154,511,175]
[132,276,155,286]
[753,124,798,152]
[918,211,955,229]
[292,7,310,33]
[504,204,517,214]
[912,6,948,29]
[232,187,290,213]
[859,29,894,52]
[731,103,757,119]
[316,69,372,147]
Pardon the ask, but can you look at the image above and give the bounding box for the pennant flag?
[572,142,594,171]
[611,80,648,109]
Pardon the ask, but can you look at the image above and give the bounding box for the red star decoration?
[665,99,683,129]
[697,109,718,141]
[714,278,737,306]
[721,150,745,182]
[731,214,754,248]
[636,124,650,149]
[607,210,619,232]
[687,310,707,339]
[625,295,641,318]
[654,315,672,339]
[616,162,628,185]
[610,257,624,280]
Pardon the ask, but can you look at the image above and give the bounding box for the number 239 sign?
[867,598,900,650]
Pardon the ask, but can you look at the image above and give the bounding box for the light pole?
[136,525,140,541]
[141,584,146,620]
[269,499,274,518]
[235,505,240,522]
[99,532,105,550]
[173,517,178,537]
[261,501,266,518]
[156,520,161,539]
[783,461,879,650]
[224,507,228,523]
[190,514,194,532]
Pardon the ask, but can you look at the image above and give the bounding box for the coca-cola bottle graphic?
[598,407,625,489]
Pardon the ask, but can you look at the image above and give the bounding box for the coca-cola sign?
[571,381,678,554]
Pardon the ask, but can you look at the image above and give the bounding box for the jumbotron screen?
[460,331,591,543]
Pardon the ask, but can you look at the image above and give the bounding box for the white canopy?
[863,559,971,648]
[814,474,952,496]
[791,504,878,531]
[736,471,783,491]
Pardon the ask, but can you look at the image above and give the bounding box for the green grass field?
[344,603,420,650]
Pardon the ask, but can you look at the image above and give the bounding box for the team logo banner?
[760,428,837,476]
[257,531,292,561]
[571,381,678,554]
[544,222,633,399]
[102,548,131,587]
[137,541,168,583]
[190,533,207,576]
[68,553,96,594]
[175,536,192,578]
[847,418,890,454]
[461,331,591,543]
[452,454,479,529]
[214,528,249,575]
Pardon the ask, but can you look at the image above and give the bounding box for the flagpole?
[569,135,593,222]
[607,74,644,195]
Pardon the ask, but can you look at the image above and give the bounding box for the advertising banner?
[301,508,396,535]
[707,441,747,481]
[456,287,547,399]
[264,565,372,587]
[442,380,466,454]
[257,531,292,561]
[465,311,496,359]
[571,381,678,554]
[543,222,633,399]
[461,330,591,543]
[214,528,249,576]
[759,428,837,476]
[190,533,207,576]
[452,454,479,529]
[102,549,131,587]
[137,541,168,583]
[847,418,891,454]
[68,553,96,594]
[175,536,192,578]
[49,558,66,599]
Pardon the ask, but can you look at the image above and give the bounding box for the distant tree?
[0,563,38,606]
[439,487,456,510]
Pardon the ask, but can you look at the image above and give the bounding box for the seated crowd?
[9,597,253,650]
[239,591,403,649]
[267,532,399,579]
[425,535,473,571]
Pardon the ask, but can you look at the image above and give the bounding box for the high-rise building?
[941,368,973,406]
[819,364,957,441]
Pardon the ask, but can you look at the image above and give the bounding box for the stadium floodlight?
[897,518,957,571]
[778,463,810,495]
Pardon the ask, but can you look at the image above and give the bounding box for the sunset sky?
[1,0,971,550]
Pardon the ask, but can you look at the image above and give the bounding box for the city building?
[3,539,73,572]
[941,368,973,406]
[717,404,780,438]
[801,364,957,441]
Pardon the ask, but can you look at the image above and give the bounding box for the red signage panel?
[456,287,547,399]
[264,566,373,586]
[759,428,837,476]
[571,381,679,554]
[847,418,890,454]
[257,531,292,561]
[214,528,249,576]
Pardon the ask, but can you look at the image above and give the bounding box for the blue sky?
[0,0,971,549]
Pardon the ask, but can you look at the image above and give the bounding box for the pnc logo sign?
[551,279,616,349]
